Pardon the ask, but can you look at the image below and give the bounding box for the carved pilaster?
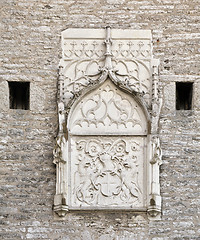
[148,59,162,219]
[104,26,113,71]
[53,137,68,216]
[148,136,162,220]
[151,59,162,134]
[53,102,68,216]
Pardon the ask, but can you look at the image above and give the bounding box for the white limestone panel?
[69,136,146,209]
[53,28,162,219]
[60,28,153,105]
[68,80,148,135]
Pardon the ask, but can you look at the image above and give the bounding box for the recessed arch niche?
[67,79,149,210]
[53,28,162,220]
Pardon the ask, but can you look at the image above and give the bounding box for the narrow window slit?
[176,82,193,110]
[8,82,30,110]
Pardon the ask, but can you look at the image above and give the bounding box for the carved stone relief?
[59,29,153,106]
[53,28,162,220]
[69,80,147,135]
[70,136,145,209]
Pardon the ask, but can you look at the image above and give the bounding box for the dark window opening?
[8,82,30,110]
[176,82,193,110]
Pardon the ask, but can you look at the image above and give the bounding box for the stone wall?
[0,0,199,239]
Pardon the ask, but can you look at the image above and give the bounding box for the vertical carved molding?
[104,26,113,71]
[147,59,162,220]
[53,102,68,217]
[151,59,162,134]
[147,136,162,219]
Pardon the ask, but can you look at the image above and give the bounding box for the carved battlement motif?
[62,40,151,60]
[63,40,105,59]
[53,28,162,220]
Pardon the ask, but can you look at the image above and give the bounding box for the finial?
[104,26,113,70]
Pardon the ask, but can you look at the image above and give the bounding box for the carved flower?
[86,139,102,157]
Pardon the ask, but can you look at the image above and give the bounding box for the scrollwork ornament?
[72,137,143,207]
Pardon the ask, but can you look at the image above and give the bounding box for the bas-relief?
[60,29,152,106]
[53,28,162,220]
[70,136,145,208]
[69,81,147,135]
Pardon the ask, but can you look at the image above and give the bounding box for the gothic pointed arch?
[67,78,150,136]
[66,78,149,210]
[53,28,162,220]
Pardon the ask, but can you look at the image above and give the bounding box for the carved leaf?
[71,136,145,207]
[69,80,147,135]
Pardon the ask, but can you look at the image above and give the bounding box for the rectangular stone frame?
[53,28,162,220]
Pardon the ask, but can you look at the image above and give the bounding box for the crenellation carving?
[112,40,151,59]
[62,39,151,60]
[54,28,162,219]
[63,40,105,59]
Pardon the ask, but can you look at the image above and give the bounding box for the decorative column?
[147,59,162,219]
[147,136,162,219]
[53,94,69,216]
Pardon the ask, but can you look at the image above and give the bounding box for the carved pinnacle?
[104,26,113,70]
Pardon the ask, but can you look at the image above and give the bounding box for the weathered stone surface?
[162,82,175,113]
[30,83,46,112]
[0,81,9,111]
[60,28,153,106]
[0,0,199,239]
[53,28,162,219]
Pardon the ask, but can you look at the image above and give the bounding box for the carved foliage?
[60,39,152,105]
[70,136,145,208]
[69,80,147,135]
